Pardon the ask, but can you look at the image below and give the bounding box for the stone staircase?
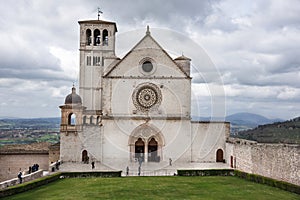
[58,161,230,177]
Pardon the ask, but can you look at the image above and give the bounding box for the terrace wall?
[0,153,48,182]
[226,138,300,186]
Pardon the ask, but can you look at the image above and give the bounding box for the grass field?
[5,176,300,200]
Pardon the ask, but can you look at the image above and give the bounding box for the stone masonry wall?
[0,154,48,182]
[226,138,300,186]
[251,143,300,185]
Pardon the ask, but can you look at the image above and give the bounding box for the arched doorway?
[216,149,224,162]
[135,138,145,162]
[148,138,158,162]
[82,150,88,163]
[129,124,165,163]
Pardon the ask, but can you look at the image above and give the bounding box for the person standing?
[138,166,141,176]
[126,166,129,176]
[17,171,22,184]
[91,161,95,169]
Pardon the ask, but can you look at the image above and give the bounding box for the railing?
[0,170,43,190]
[49,160,62,172]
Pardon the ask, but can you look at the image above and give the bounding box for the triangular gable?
[104,31,189,78]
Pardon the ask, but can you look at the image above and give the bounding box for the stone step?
[58,161,230,177]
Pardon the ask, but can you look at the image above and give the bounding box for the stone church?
[59,18,230,171]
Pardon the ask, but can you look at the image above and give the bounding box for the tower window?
[94,29,101,46]
[93,56,101,66]
[86,29,92,45]
[68,113,76,125]
[102,29,108,46]
[87,56,91,66]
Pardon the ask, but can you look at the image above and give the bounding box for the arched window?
[86,29,92,45]
[216,149,224,162]
[102,29,108,46]
[68,113,76,125]
[83,116,87,125]
[135,138,145,162]
[148,138,158,162]
[94,29,101,46]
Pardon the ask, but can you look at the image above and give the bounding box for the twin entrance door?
[135,138,159,162]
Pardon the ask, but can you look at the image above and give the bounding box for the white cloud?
[0,0,299,119]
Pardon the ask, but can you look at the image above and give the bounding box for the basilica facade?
[59,18,230,170]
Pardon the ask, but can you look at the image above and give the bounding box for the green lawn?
[5,176,300,200]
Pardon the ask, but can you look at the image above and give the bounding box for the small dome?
[64,86,82,104]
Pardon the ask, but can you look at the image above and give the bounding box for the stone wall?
[0,153,49,182]
[0,170,43,190]
[49,143,60,164]
[226,138,300,186]
[191,121,230,162]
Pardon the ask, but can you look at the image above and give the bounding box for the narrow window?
[94,29,101,46]
[68,113,76,125]
[97,57,101,66]
[102,29,108,46]
[87,56,91,66]
[86,29,92,45]
[93,56,101,66]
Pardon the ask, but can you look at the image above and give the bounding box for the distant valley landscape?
[0,112,299,146]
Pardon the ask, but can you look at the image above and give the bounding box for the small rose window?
[142,61,153,73]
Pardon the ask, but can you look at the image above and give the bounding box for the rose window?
[133,83,162,112]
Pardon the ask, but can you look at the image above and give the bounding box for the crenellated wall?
[226,138,300,186]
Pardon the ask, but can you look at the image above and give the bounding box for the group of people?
[28,163,40,174]
[17,163,40,184]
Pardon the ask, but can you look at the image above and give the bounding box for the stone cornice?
[102,115,191,120]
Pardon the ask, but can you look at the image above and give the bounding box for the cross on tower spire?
[97,7,103,20]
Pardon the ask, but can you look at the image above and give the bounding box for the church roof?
[0,142,49,154]
[78,19,118,32]
[104,27,189,78]
[64,86,82,104]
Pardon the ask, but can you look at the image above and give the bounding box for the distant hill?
[226,112,277,126]
[0,118,60,129]
[235,116,300,144]
[225,113,283,134]
[192,112,283,134]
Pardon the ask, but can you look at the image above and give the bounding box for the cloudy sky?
[0,0,299,120]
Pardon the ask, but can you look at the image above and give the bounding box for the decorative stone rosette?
[132,83,162,112]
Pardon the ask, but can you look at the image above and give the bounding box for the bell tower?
[78,19,118,112]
